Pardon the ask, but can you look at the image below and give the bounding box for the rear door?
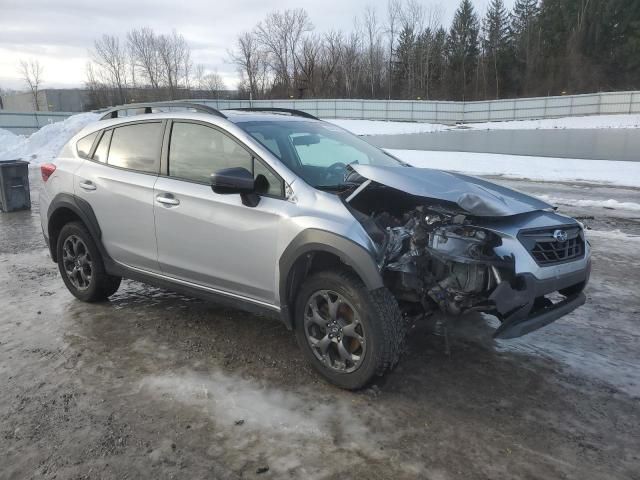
[74,121,164,272]
[153,120,288,305]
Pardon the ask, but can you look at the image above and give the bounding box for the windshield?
[236,120,405,188]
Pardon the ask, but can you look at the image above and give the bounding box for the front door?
[153,121,288,306]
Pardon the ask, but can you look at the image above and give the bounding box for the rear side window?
[107,122,162,174]
[92,130,112,163]
[76,132,98,159]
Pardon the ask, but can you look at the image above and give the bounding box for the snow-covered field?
[328,113,640,135]
[387,150,640,189]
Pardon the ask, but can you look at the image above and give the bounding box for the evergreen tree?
[483,0,510,98]
[510,0,541,95]
[430,27,448,99]
[447,0,480,100]
[392,26,417,98]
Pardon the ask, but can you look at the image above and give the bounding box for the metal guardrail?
[194,91,640,123]
[1,91,639,134]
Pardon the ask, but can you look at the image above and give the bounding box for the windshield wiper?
[315,182,360,191]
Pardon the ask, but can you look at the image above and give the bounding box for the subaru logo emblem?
[553,229,568,242]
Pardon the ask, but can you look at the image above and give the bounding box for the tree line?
[230,0,640,101]
[72,0,640,107]
[85,28,226,109]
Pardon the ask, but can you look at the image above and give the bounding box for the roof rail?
[230,107,318,120]
[99,102,227,121]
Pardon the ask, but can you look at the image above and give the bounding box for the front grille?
[518,226,585,266]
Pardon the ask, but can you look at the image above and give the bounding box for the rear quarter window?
[76,132,99,159]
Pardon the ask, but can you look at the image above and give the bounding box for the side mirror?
[210,167,260,207]
[210,167,255,194]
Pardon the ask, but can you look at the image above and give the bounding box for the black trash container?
[0,160,31,212]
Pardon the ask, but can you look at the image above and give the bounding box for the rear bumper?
[489,258,591,339]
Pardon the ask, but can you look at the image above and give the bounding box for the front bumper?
[489,259,591,339]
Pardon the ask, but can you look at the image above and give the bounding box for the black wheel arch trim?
[278,229,384,330]
[47,193,105,262]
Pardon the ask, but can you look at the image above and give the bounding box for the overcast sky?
[0,0,515,91]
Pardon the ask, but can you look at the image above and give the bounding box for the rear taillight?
[41,163,56,182]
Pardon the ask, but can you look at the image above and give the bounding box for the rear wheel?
[294,270,405,390]
[57,222,121,302]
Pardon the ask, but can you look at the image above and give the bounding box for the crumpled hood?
[352,164,553,217]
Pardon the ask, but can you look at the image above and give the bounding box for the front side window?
[107,122,162,173]
[76,132,98,159]
[169,122,252,183]
[168,122,284,196]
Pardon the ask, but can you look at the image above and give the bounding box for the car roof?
[221,109,317,124]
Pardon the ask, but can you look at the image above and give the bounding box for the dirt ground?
[1,172,639,479]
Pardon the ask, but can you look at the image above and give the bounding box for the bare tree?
[295,35,322,96]
[340,28,363,98]
[157,31,192,99]
[19,59,44,110]
[255,9,313,96]
[92,35,129,103]
[362,6,384,98]
[316,31,343,96]
[201,71,226,98]
[229,31,268,99]
[128,27,163,90]
[386,0,402,99]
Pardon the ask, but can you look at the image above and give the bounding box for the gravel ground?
[1,172,639,479]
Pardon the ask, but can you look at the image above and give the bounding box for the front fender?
[278,229,384,329]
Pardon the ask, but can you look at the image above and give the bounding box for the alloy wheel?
[304,290,366,373]
[62,235,93,291]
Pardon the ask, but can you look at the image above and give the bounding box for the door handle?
[156,194,180,206]
[79,181,96,191]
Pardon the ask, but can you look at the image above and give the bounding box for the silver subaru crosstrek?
[39,102,591,389]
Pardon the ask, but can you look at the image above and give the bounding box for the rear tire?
[294,270,405,390]
[56,221,121,302]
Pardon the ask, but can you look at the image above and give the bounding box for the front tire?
[56,221,121,302]
[294,270,405,390]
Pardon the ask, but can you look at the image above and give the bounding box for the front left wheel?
[56,221,121,302]
[294,270,405,390]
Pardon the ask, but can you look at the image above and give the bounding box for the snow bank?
[0,112,100,164]
[329,113,640,136]
[536,195,640,212]
[388,150,640,188]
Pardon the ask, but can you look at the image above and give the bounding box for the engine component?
[375,205,502,317]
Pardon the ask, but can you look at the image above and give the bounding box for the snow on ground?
[327,118,450,135]
[535,195,640,212]
[388,149,640,189]
[329,113,640,136]
[465,113,640,131]
[0,112,100,164]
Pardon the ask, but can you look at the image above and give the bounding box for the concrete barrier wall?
[0,111,74,135]
[194,91,640,123]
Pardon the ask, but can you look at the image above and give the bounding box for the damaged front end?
[343,168,589,340]
[358,202,510,320]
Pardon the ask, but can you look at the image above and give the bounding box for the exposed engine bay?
[345,182,513,319]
